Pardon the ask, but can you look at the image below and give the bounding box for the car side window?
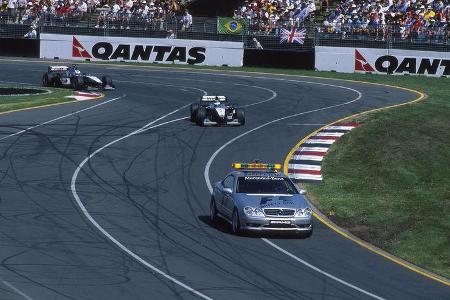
[222,175,234,190]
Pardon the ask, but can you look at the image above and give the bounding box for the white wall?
[40,34,244,67]
[315,46,450,77]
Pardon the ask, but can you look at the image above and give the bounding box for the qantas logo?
[70,36,205,64]
[354,50,374,72]
[354,49,450,76]
[72,37,92,58]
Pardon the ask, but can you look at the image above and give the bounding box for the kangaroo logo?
[72,36,92,58]
[355,49,374,72]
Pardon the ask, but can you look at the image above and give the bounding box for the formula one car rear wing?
[48,66,69,72]
[201,95,227,102]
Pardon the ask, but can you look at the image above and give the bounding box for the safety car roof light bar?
[232,163,282,172]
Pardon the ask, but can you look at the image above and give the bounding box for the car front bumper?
[240,215,313,232]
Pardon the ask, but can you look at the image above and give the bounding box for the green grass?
[295,75,450,278]
[0,85,74,113]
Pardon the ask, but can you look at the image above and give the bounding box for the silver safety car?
[210,162,313,237]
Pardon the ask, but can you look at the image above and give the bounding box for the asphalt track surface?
[0,60,448,300]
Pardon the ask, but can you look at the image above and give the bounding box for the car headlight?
[295,207,312,217]
[244,206,264,216]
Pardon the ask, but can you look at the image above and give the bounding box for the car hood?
[235,194,309,209]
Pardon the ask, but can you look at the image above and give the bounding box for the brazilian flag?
[217,17,246,35]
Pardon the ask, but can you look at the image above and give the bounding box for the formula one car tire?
[72,77,84,91]
[102,75,114,88]
[236,108,245,125]
[42,74,49,87]
[190,103,199,122]
[196,107,206,126]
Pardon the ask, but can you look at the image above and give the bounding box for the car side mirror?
[299,189,307,195]
[223,187,233,194]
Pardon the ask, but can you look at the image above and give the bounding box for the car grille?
[263,208,295,217]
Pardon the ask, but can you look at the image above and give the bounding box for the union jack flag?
[280,27,307,44]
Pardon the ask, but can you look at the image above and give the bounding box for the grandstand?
[0,0,448,51]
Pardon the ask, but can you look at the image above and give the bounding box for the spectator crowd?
[0,0,189,31]
[1,0,449,43]
[322,0,450,41]
[233,0,318,33]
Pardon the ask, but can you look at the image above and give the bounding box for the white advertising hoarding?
[40,34,244,67]
[315,46,450,77]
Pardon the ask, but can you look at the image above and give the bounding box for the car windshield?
[236,176,298,194]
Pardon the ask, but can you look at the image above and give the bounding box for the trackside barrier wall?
[0,38,40,58]
[40,33,244,67]
[244,49,314,70]
[315,46,450,77]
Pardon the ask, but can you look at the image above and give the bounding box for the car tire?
[72,77,84,90]
[42,74,49,87]
[190,103,199,122]
[196,107,206,126]
[102,75,114,88]
[231,208,241,235]
[236,108,245,125]
[210,196,218,223]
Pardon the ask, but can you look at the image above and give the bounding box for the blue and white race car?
[210,162,313,237]
[190,96,245,126]
[42,65,115,90]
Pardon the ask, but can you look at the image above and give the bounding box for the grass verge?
[293,74,449,279]
[0,84,74,113]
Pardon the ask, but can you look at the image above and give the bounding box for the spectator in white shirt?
[180,9,192,31]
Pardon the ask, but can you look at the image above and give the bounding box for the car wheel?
[210,197,217,223]
[72,77,84,90]
[102,75,114,88]
[231,208,241,235]
[196,107,206,126]
[236,108,245,125]
[190,103,198,122]
[42,74,49,87]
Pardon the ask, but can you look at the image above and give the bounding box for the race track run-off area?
[0,60,448,300]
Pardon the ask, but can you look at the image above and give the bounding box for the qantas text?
[91,42,206,64]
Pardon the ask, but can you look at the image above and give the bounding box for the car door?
[221,175,235,219]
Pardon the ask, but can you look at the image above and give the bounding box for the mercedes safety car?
[190,96,245,126]
[210,162,313,237]
[42,65,115,90]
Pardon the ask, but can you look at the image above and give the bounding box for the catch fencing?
[1,13,449,52]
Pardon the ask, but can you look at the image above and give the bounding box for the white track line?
[203,82,386,299]
[0,83,207,298]
[2,280,34,300]
[262,239,385,300]
[127,74,278,108]
[0,95,125,141]
[71,106,212,300]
